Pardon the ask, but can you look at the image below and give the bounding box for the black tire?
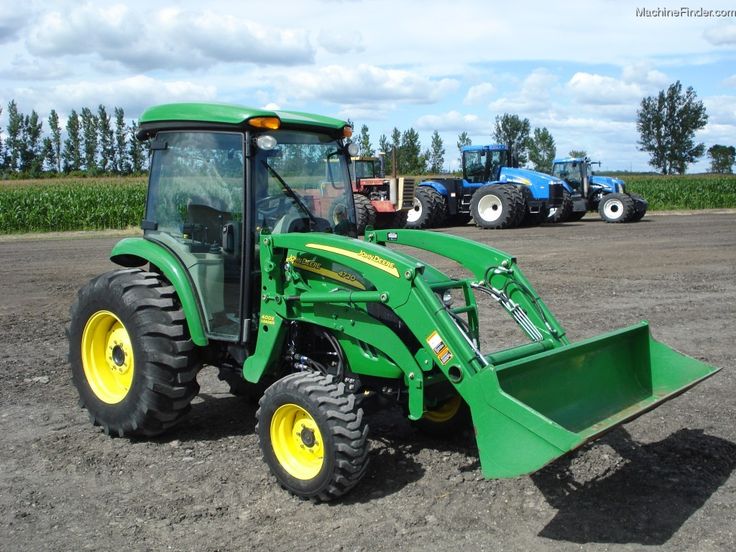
[520,208,548,227]
[405,187,445,229]
[68,269,200,437]
[598,193,635,223]
[256,372,369,501]
[470,184,524,229]
[547,189,573,223]
[567,210,587,222]
[414,395,471,439]
[217,367,271,403]
[628,193,648,222]
[352,194,377,234]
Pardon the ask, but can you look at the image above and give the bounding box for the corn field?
[0,177,146,233]
[1,174,735,234]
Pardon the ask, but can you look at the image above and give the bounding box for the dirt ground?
[1,212,735,552]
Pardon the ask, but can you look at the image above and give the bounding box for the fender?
[110,237,208,346]
[418,180,449,196]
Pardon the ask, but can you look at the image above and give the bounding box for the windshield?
[254,130,357,237]
[353,158,379,179]
[463,150,505,183]
[552,161,583,191]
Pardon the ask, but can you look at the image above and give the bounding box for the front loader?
[69,103,719,502]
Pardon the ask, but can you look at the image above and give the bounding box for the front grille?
[401,178,416,209]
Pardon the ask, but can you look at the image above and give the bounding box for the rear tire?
[68,269,200,437]
[405,187,445,229]
[598,193,634,223]
[628,193,648,222]
[256,372,369,501]
[470,184,524,229]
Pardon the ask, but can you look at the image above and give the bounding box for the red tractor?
[350,155,414,232]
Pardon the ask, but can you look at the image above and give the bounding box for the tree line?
[0,100,147,178]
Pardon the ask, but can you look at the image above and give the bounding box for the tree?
[707,145,735,174]
[81,107,99,173]
[527,127,556,173]
[63,110,83,172]
[98,105,114,173]
[456,131,472,171]
[20,111,43,176]
[357,124,374,157]
[428,130,445,173]
[400,128,423,175]
[6,100,22,172]
[568,150,587,159]
[114,107,128,174]
[637,81,708,174]
[48,110,62,173]
[128,121,146,173]
[492,113,530,167]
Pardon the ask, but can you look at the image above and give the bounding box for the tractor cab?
[134,104,358,342]
[462,145,509,184]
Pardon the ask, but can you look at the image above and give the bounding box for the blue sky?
[1,0,735,172]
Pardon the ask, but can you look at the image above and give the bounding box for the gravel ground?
[1,212,734,551]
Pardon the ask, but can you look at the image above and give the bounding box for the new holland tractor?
[349,154,414,233]
[69,103,718,502]
[405,144,565,229]
[550,156,648,223]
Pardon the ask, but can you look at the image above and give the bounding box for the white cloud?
[621,62,669,87]
[487,68,560,116]
[703,24,736,45]
[464,83,495,105]
[48,75,217,116]
[282,64,459,104]
[704,95,736,125]
[317,29,364,54]
[415,111,486,132]
[725,75,736,87]
[567,72,642,106]
[26,5,315,71]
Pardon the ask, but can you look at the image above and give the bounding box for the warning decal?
[426,330,453,365]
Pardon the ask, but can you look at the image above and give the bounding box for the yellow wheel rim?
[270,404,325,480]
[423,395,462,423]
[81,310,135,404]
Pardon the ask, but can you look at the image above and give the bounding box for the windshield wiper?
[262,160,317,224]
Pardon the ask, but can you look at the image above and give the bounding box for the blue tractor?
[550,157,647,223]
[405,144,565,229]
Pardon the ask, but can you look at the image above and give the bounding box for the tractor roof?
[137,102,349,139]
[461,144,508,152]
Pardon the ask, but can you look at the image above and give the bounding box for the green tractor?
[69,103,719,501]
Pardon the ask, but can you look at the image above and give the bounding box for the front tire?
[68,269,200,437]
[470,184,524,229]
[256,372,369,501]
[352,194,377,233]
[598,193,634,223]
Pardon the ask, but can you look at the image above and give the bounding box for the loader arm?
[245,229,720,479]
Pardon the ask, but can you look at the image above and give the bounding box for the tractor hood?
[499,167,565,200]
[590,175,625,193]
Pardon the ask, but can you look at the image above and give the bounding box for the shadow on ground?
[532,428,736,545]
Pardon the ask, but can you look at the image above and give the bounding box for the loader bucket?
[469,322,719,478]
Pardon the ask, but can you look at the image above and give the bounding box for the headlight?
[442,290,454,307]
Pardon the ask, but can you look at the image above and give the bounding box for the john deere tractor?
[69,103,718,502]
